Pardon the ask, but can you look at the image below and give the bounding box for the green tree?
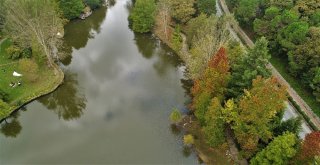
[129,0,156,33]
[203,97,225,147]
[273,117,302,137]
[228,37,271,98]
[269,0,294,9]
[311,67,320,102]
[196,0,216,16]
[250,132,298,165]
[58,0,84,20]
[169,0,195,24]
[277,21,309,51]
[235,0,260,25]
[84,0,103,9]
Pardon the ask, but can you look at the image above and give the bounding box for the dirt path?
[217,0,320,129]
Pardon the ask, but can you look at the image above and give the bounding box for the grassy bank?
[0,39,64,120]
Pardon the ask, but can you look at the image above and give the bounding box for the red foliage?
[299,131,320,161]
[208,47,230,73]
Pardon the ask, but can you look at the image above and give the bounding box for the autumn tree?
[224,76,287,158]
[169,0,195,24]
[250,132,298,165]
[188,16,229,78]
[192,47,230,125]
[155,0,172,40]
[170,108,182,123]
[4,0,65,68]
[297,131,320,163]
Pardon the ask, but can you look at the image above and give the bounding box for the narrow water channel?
[0,0,200,164]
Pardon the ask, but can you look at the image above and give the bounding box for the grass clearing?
[0,38,64,119]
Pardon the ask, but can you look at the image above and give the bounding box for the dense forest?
[230,0,320,105]
[129,0,320,163]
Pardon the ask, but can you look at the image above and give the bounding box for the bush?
[183,134,195,145]
[21,47,32,58]
[6,45,22,60]
[170,108,182,123]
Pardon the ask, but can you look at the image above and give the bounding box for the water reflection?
[60,6,108,65]
[0,112,22,138]
[134,33,157,59]
[38,72,87,121]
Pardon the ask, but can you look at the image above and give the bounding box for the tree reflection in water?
[0,112,22,138]
[38,72,87,121]
[60,6,108,65]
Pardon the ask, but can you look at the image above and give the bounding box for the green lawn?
[270,55,320,117]
[0,39,64,119]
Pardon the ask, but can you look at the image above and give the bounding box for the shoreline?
[0,65,64,121]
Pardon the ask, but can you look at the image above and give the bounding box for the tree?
[228,37,271,98]
[269,0,294,9]
[272,117,302,137]
[169,0,195,24]
[297,131,320,162]
[288,27,320,78]
[84,0,103,9]
[311,67,320,102]
[4,0,65,68]
[203,97,226,147]
[235,0,260,25]
[58,0,84,20]
[188,16,229,78]
[224,76,287,157]
[196,0,216,16]
[170,108,182,123]
[129,0,156,33]
[155,0,172,40]
[250,132,298,165]
[277,21,309,51]
[191,47,230,125]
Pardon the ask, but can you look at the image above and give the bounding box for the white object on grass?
[13,71,22,77]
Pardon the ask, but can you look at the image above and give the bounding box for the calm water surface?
[0,0,200,164]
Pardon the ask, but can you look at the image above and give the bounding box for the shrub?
[0,89,9,102]
[6,45,22,60]
[21,47,32,58]
[170,108,182,123]
[183,134,195,145]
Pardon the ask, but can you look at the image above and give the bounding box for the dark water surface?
[0,0,200,164]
